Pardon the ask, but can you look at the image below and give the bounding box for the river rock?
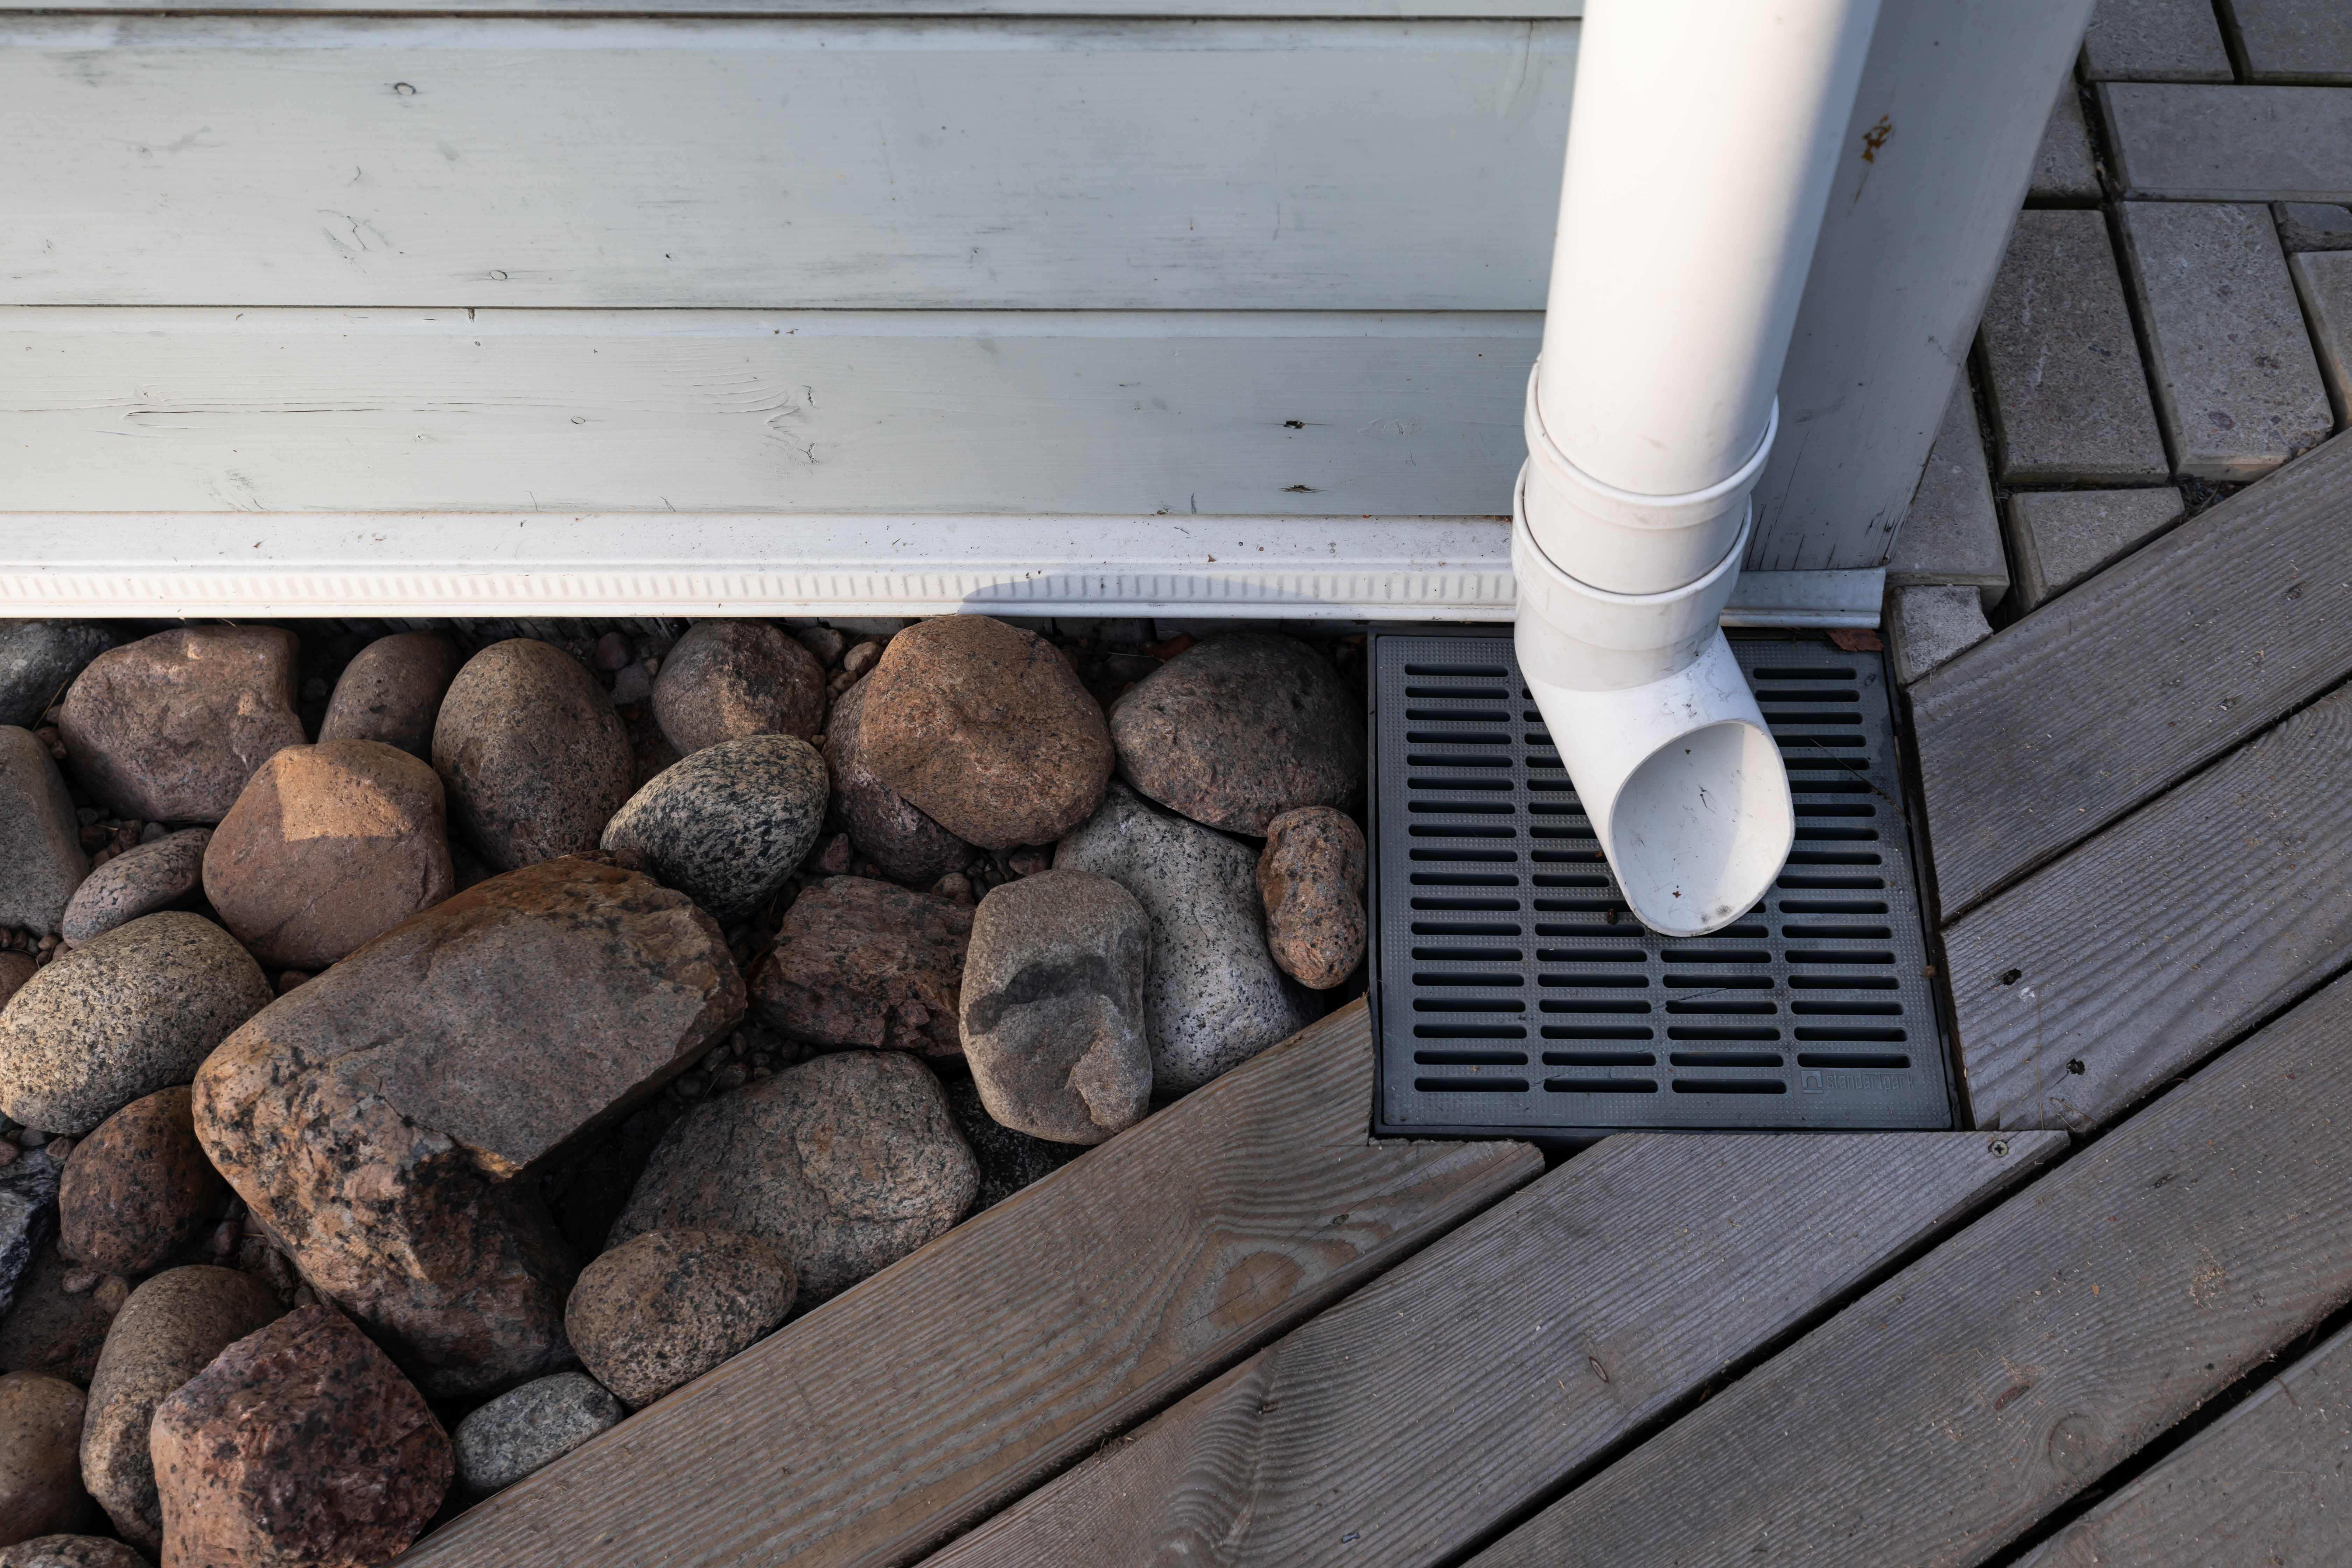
[1108,633,1363,833]
[601,736,827,923]
[652,620,827,757]
[0,1537,147,1568]
[59,627,306,825]
[822,680,971,886]
[750,877,969,1056]
[150,1304,450,1568]
[0,1245,114,1387]
[191,856,743,1397]
[0,729,84,940]
[0,913,271,1136]
[960,870,1153,1144]
[565,1230,794,1409]
[611,1051,976,1306]
[1257,806,1368,989]
[452,1371,624,1497]
[0,1373,86,1546]
[432,639,634,872]
[1055,784,1314,1095]
[202,739,456,969]
[0,624,115,731]
[318,631,467,760]
[856,616,1114,850]
[56,828,208,947]
[57,1089,226,1279]
[79,1265,282,1552]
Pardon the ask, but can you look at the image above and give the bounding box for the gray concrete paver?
[2102,84,2352,202]
[2080,0,2235,83]
[2274,202,2352,252]
[2288,249,2352,423]
[2030,86,2102,203]
[1888,585,1993,688]
[2002,488,2186,611]
[2231,0,2352,84]
[1887,380,2008,609]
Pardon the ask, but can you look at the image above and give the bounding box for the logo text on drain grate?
[1371,634,1953,1135]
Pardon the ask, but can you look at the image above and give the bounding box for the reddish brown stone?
[431,639,633,872]
[651,620,827,756]
[201,740,456,969]
[0,954,33,1013]
[750,877,969,1055]
[317,632,466,761]
[0,1372,86,1545]
[1256,806,1368,989]
[192,857,743,1396]
[58,1088,226,1278]
[822,679,971,886]
[58,627,306,825]
[856,616,1114,850]
[564,1230,794,1409]
[150,1305,451,1568]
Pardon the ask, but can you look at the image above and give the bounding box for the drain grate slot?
[1371,632,1953,1136]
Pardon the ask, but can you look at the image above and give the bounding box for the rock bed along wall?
[0,611,1370,1566]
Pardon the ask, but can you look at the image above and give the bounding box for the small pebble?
[795,627,847,668]
[90,1278,126,1315]
[275,972,310,995]
[930,872,973,903]
[594,632,635,672]
[138,822,167,844]
[841,640,883,677]
[817,834,852,875]
[58,1271,95,1295]
[1006,848,1050,877]
[42,1139,69,1163]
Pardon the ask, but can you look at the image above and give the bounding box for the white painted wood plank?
[2,0,1582,13]
[0,308,1537,515]
[0,18,1576,310]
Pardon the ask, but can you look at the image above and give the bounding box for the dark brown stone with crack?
[80,1265,284,1553]
[58,627,307,825]
[191,857,743,1397]
[318,631,467,760]
[652,620,827,756]
[432,639,633,872]
[0,1372,86,1546]
[202,739,456,969]
[856,616,1114,850]
[822,680,971,886]
[150,1305,451,1568]
[1256,806,1369,989]
[1108,632,1364,833]
[751,876,969,1056]
[564,1230,794,1409]
[58,1088,226,1278]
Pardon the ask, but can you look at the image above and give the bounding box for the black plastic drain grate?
[1368,631,1953,1138]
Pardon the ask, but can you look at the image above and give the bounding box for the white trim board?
[2,0,1581,13]
[0,514,1882,626]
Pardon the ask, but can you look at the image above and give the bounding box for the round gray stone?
[600,735,828,924]
[0,913,272,1135]
[452,1371,625,1496]
[58,828,210,947]
[0,728,86,939]
[961,869,1153,1144]
[0,624,115,730]
[1054,783,1314,1095]
[565,1230,794,1409]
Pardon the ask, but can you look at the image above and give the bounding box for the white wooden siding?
[8,0,1578,14]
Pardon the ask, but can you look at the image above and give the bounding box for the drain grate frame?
[1367,628,1954,1141]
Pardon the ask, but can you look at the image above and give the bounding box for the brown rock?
[201,740,455,970]
[58,628,306,825]
[564,1230,794,1409]
[821,681,971,886]
[1108,633,1364,833]
[0,1373,85,1546]
[856,616,1114,850]
[150,1305,450,1568]
[58,1089,226,1278]
[0,1246,114,1385]
[794,627,847,668]
[751,877,969,1056]
[1256,807,1368,989]
[611,1051,976,1306]
[317,632,466,761]
[431,639,633,872]
[57,828,209,948]
[651,620,826,756]
[0,957,32,1015]
[192,857,743,1397]
[0,1536,147,1568]
[79,1265,282,1552]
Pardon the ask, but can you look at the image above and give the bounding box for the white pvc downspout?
[1515,0,1881,937]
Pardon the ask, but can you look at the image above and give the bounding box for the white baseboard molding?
[0,514,1881,626]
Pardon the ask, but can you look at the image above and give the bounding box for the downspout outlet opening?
[1606,718,1794,936]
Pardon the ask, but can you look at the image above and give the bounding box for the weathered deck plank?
[1910,426,2352,918]
[1942,678,2352,1131]
[1468,970,2352,1568]
[921,1130,2063,1568]
[404,1000,1540,1568]
[2013,1321,2352,1567]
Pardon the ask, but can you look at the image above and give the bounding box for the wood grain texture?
[403,1000,1540,1568]
[1469,970,2352,1568]
[2013,1321,2352,1567]
[923,1131,2064,1568]
[0,17,1575,310]
[0,308,1535,515]
[1943,679,2352,1132]
[1912,426,2352,917]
